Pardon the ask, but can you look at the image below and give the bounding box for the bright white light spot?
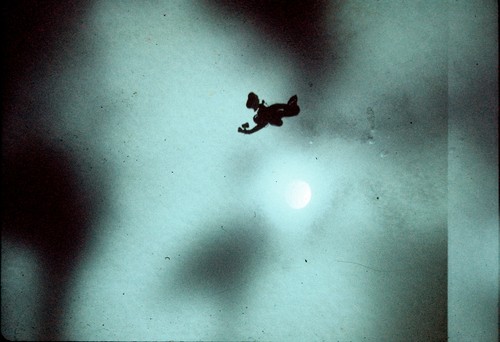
[285,180,312,209]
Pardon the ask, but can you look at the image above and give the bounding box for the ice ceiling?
[1,1,497,341]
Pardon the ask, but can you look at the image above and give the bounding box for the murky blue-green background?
[2,1,497,340]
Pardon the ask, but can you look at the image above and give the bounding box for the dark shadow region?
[201,0,343,96]
[2,1,107,340]
[164,217,271,339]
[2,135,107,340]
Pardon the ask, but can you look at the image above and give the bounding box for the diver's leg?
[282,105,300,117]
[283,95,300,117]
[269,117,283,126]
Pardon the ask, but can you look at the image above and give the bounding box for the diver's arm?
[238,123,266,134]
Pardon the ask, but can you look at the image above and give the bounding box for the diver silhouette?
[238,92,300,134]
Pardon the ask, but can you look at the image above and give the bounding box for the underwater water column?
[1,1,497,341]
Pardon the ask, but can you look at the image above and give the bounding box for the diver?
[238,92,300,134]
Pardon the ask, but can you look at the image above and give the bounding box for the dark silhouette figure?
[238,92,300,134]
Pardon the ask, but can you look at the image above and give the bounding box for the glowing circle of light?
[285,180,312,209]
